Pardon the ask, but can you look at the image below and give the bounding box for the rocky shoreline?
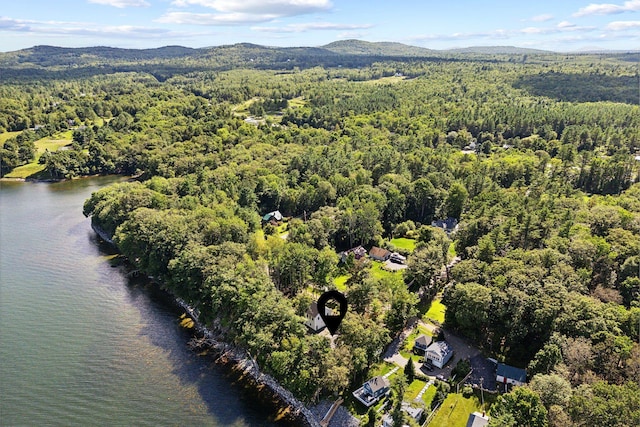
[91,223,321,427]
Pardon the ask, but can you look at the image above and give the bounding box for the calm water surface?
[0,177,278,426]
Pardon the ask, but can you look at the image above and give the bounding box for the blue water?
[0,178,279,426]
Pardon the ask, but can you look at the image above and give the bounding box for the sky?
[1,0,639,52]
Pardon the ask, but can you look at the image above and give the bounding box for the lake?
[0,177,282,426]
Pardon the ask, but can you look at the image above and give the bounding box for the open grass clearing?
[333,274,349,291]
[0,131,20,144]
[3,131,72,179]
[359,75,408,85]
[370,261,400,281]
[424,298,446,324]
[428,393,489,427]
[390,237,416,253]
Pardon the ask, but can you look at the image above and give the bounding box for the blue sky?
[1,0,639,52]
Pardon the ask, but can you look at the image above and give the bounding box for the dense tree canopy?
[3,46,639,423]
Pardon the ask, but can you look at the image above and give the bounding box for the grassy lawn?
[0,131,20,144]
[359,75,408,85]
[370,261,399,281]
[428,393,488,427]
[448,242,457,259]
[405,379,428,400]
[333,274,349,291]
[422,385,437,407]
[424,299,446,324]
[288,96,306,108]
[4,132,72,179]
[390,237,417,253]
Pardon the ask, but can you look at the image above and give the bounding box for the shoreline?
[92,223,321,427]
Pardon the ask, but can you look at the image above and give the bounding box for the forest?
[1,43,639,426]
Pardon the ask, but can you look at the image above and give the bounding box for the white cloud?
[574,0,640,17]
[171,0,332,16]
[157,12,277,25]
[88,0,150,8]
[252,22,372,33]
[606,20,640,29]
[530,14,554,22]
[0,16,194,39]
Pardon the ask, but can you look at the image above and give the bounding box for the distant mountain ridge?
[321,39,435,56]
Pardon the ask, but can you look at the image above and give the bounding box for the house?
[424,341,454,368]
[262,210,283,224]
[389,252,406,264]
[496,363,527,387]
[382,404,423,427]
[431,218,459,234]
[352,376,390,407]
[369,246,391,262]
[413,334,432,354]
[304,301,333,332]
[466,412,490,427]
[339,246,367,263]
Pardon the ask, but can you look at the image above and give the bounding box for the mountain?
[6,45,198,67]
[322,40,435,56]
[445,46,553,55]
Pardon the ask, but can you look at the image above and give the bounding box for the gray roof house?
[413,334,432,353]
[424,341,454,369]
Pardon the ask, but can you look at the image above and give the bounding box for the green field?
[3,131,72,179]
[0,131,20,144]
[425,299,446,324]
[370,261,400,280]
[428,393,489,427]
[390,237,417,253]
[333,274,349,291]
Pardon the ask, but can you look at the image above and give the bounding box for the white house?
[305,301,333,332]
[424,341,454,369]
[496,363,527,387]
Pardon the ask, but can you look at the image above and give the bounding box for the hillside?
[322,39,435,56]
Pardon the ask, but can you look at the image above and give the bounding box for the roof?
[496,363,527,383]
[466,412,490,427]
[431,218,458,230]
[369,246,391,259]
[307,302,319,318]
[365,376,390,393]
[262,210,283,221]
[425,341,453,358]
[414,334,432,348]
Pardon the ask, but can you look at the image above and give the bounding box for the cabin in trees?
[262,210,283,225]
[352,375,390,407]
[424,341,454,368]
[496,363,527,388]
[339,246,367,263]
[413,334,432,354]
[304,301,333,332]
[431,218,459,234]
[369,246,391,261]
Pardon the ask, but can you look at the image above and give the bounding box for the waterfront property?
[352,376,390,407]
